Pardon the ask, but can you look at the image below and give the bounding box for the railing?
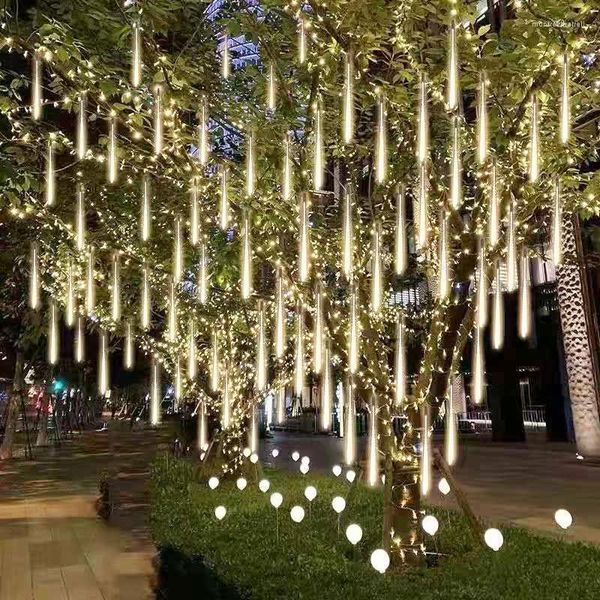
[456,408,547,431]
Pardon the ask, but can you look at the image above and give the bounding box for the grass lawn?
[150,455,600,599]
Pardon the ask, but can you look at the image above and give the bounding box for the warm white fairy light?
[438,211,451,300]
[375,93,387,185]
[299,193,310,282]
[282,134,293,201]
[395,185,407,276]
[313,280,324,374]
[274,267,287,359]
[98,329,109,395]
[31,54,42,121]
[45,140,55,206]
[506,204,518,292]
[276,384,285,425]
[150,357,161,425]
[394,313,406,407]
[313,102,324,191]
[551,177,562,265]
[371,221,383,312]
[153,85,163,155]
[491,260,505,351]
[343,52,354,144]
[75,315,85,363]
[518,247,532,339]
[298,18,307,64]
[488,159,500,247]
[197,401,208,450]
[241,209,253,300]
[417,72,429,164]
[75,183,86,252]
[65,261,75,328]
[476,239,488,329]
[141,262,151,330]
[560,52,570,146]
[222,367,231,429]
[529,93,540,183]
[445,384,458,466]
[107,115,118,184]
[256,300,268,391]
[86,246,95,315]
[367,395,379,486]
[211,329,219,392]
[174,357,182,409]
[294,301,305,398]
[450,115,462,210]
[246,132,256,197]
[124,320,135,371]
[447,20,460,111]
[321,338,332,431]
[348,281,359,374]
[417,163,428,250]
[477,71,488,165]
[111,252,121,322]
[342,187,354,279]
[267,62,276,112]
[167,277,178,343]
[77,94,87,160]
[222,33,230,79]
[29,242,40,310]
[190,184,200,247]
[198,99,209,166]
[141,175,151,242]
[198,241,209,304]
[131,20,142,87]
[344,377,356,466]
[420,402,431,496]
[220,165,229,230]
[48,301,60,365]
[173,215,184,284]
[187,318,197,380]
[472,325,486,404]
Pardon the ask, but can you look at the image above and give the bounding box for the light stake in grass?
[332,496,346,535]
[270,492,283,542]
[304,486,317,517]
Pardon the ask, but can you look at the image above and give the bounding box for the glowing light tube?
[32,55,43,121]
[445,382,458,467]
[294,302,305,398]
[174,357,182,410]
[187,318,197,380]
[420,402,432,496]
[518,247,532,340]
[267,62,276,112]
[375,93,387,185]
[450,115,462,211]
[472,325,486,404]
[141,262,151,330]
[343,52,354,144]
[551,177,562,265]
[246,131,255,197]
[98,329,109,396]
[298,18,307,65]
[560,52,570,146]
[173,215,184,283]
[86,246,95,316]
[141,175,151,242]
[29,242,40,310]
[190,183,200,247]
[77,93,87,160]
[342,187,354,279]
[124,320,135,371]
[395,185,407,276]
[313,280,324,374]
[447,20,460,111]
[210,329,219,392]
[417,162,429,251]
[277,384,285,425]
[76,183,86,252]
[417,72,429,164]
[282,134,293,201]
[150,357,161,425]
[299,193,310,282]
[321,338,332,431]
[220,165,229,230]
[131,21,142,87]
[47,301,60,365]
[222,33,230,80]
[45,140,55,206]
[111,252,121,323]
[477,72,488,165]
[241,209,252,300]
[476,239,488,329]
[529,93,539,183]
[367,395,379,486]
[65,262,75,328]
[313,103,324,191]
[394,313,406,408]
[506,204,518,293]
[348,281,359,374]
[75,315,85,363]
[197,401,208,450]
[438,211,450,300]
[344,377,356,466]
[167,277,178,343]
[275,266,286,359]
[488,159,500,247]
[107,116,118,184]
[153,85,163,155]
[371,221,383,312]
[491,260,504,351]
[256,300,268,391]
[198,98,209,166]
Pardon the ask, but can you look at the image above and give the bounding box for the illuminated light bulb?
[344,377,356,465]
[551,177,562,265]
[367,223,383,314]
[124,320,135,371]
[86,246,95,316]
[187,319,197,380]
[270,492,283,509]
[31,54,42,120]
[491,260,505,351]
[75,183,86,252]
[267,62,276,112]
[271,449,279,458]
[416,72,429,164]
[299,193,310,282]
[332,496,346,514]
[107,116,118,184]
[47,302,60,365]
[342,52,354,144]
[375,93,387,185]
[417,162,429,251]
[45,140,55,206]
[446,20,460,111]
[198,98,209,166]
[282,134,293,201]
[370,549,390,574]
[506,204,518,293]
[259,479,271,493]
[276,384,285,424]
[488,159,500,247]
[560,52,570,145]
[221,367,231,429]
[131,20,142,87]
[529,93,540,183]
[249,405,258,453]
[313,102,324,191]
[219,165,229,230]
[275,266,286,359]
[342,186,354,279]
[321,338,332,431]
[346,523,362,545]
[29,242,40,310]
[298,18,307,65]
[141,175,151,242]
[98,329,109,396]
[75,315,85,363]
[332,465,342,477]
[304,485,317,502]
[367,395,379,486]
[472,325,486,404]
[420,402,431,496]
[438,477,451,496]
[294,302,305,398]
[346,469,356,483]
[153,85,163,155]
[246,131,256,197]
[197,402,208,450]
[438,210,451,300]
[476,239,488,329]
[65,262,75,328]
[173,215,184,284]
[174,357,182,410]
[450,115,462,210]
[313,280,324,374]
[150,357,161,425]
[77,93,87,160]
[394,313,406,407]
[198,241,209,304]
[141,262,151,330]
[256,300,268,391]
[348,282,359,374]
[477,71,488,165]
[445,382,458,466]
[111,252,121,323]
[518,247,532,340]
[210,329,219,392]
[241,209,253,300]
[167,278,178,343]
[554,508,573,530]
[395,185,407,276]
[190,184,200,247]
[484,528,503,551]
[422,515,439,536]
[221,33,230,79]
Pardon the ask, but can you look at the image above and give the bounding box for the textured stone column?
[556,215,600,457]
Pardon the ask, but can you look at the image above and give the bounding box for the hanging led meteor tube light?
[29,242,40,310]
[107,115,118,184]
[367,395,379,486]
[450,115,462,211]
[111,252,121,323]
[395,185,407,276]
[31,54,43,121]
[153,85,163,155]
[294,302,305,398]
[471,325,486,404]
[420,402,432,496]
[47,301,60,365]
[371,221,383,312]
[167,277,178,343]
[299,193,310,282]
[141,175,151,242]
[560,52,570,146]
[45,139,55,207]
[220,164,229,230]
[75,315,85,364]
[256,300,268,391]
[438,210,451,300]
[267,62,276,112]
[198,98,209,166]
[298,18,307,65]
[313,102,324,191]
[342,186,354,279]
[394,313,406,407]
[275,266,286,359]
[477,71,488,165]
[210,329,219,393]
[141,261,151,330]
[313,280,324,374]
[282,134,293,201]
[241,208,253,300]
[187,318,197,380]
[342,51,354,144]
[348,281,359,374]
[416,72,429,164]
[518,247,532,340]
[445,381,458,467]
[98,329,110,396]
[173,215,184,284]
[529,93,540,184]
[551,177,562,266]
[246,131,256,197]
[77,93,87,160]
[506,204,518,293]
[76,182,86,252]
[417,162,429,251]
[86,246,95,316]
[150,357,161,426]
[476,239,488,329]
[65,262,75,328]
[488,159,500,247]
[321,338,333,432]
[375,92,387,185]
[491,260,505,352]
[344,376,356,466]
[446,20,460,112]
[221,33,230,80]
[124,320,135,371]
[131,20,142,87]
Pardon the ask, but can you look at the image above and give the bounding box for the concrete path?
[260,432,600,545]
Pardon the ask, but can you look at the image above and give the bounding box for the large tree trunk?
[0,351,25,460]
[36,392,51,446]
[556,215,600,458]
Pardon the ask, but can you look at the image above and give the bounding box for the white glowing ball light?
[370,548,390,574]
[258,479,270,493]
[346,470,356,483]
[438,477,451,496]
[554,509,573,530]
[422,515,439,536]
[243,447,251,457]
[290,505,305,523]
[270,492,283,509]
[292,451,300,461]
[208,476,220,490]
[331,496,346,514]
[332,465,342,477]
[304,486,317,502]
[214,506,227,521]
[300,462,309,475]
[271,449,279,458]
[345,523,363,546]
[484,528,504,551]
[236,477,247,491]
[301,455,310,465]
[250,453,259,464]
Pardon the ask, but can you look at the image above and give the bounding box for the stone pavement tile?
[60,564,104,600]
[0,537,32,600]
[109,574,153,600]
[32,567,68,600]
